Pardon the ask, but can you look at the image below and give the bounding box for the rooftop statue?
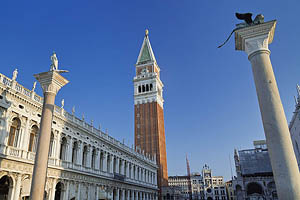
[12,69,18,81]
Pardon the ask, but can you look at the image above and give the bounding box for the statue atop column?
[50,52,68,73]
[50,52,58,71]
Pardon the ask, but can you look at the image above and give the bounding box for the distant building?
[161,186,183,200]
[225,180,235,200]
[168,165,227,200]
[233,140,277,200]
[288,86,300,169]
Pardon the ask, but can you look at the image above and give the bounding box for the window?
[91,148,96,169]
[59,137,67,160]
[100,152,104,171]
[49,133,54,157]
[8,118,21,147]
[138,86,141,93]
[28,125,39,152]
[107,154,111,173]
[82,145,88,166]
[72,141,78,164]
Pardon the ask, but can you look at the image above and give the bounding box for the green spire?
[136,29,157,65]
[139,44,151,63]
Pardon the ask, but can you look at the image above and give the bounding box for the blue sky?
[1,1,300,181]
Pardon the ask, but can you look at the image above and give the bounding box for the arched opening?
[128,164,132,178]
[100,151,104,171]
[150,84,153,91]
[138,86,141,93]
[82,145,88,167]
[119,159,122,174]
[54,182,64,200]
[72,141,78,164]
[142,85,145,92]
[113,157,117,173]
[59,137,67,160]
[28,125,39,152]
[0,176,13,200]
[91,148,96,169]
[124,161,127,176]
[247,182,263,195]
[133,165,136,179]
[267,182,277,198]
[166,193,170,200]
[8,117,21,147]
[113,188,117,200]
[49,132,55,157]
[146,84,149,92]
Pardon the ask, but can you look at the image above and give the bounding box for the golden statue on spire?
[145,29,149,37]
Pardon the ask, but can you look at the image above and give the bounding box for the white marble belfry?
[30,71,69,200]
[235,20,300,199]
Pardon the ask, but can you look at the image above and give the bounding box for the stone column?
[111,155,115,173]
[13,174,22,200]
[67,137,73,162]
[116,157,120,173]
[64,181,69,200]
[121,189,125,200]
[96,185,99,200]
[30,71,69,200]
[235,20,300,198]
[95,149,100,170]
[115,188,119,200]
[120,159,124,175]
[49,179,57,200]
[103,152,107,172]
[86,146,91,168]
[77,182,81,200]
[77,141,82,165]
[127,190,130,200]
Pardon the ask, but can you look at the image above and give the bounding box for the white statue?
[72,106,75,115]
[32,81,37,92]
[61,99,64,108]
[12,69,18,81]
[50,52,58,71]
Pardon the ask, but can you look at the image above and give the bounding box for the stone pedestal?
[235,20,300,199]
[30,71,69,200]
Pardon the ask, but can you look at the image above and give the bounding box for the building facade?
[233,140,277,200]
[168,165,227,200]
[133,30,168,192]
[289,85,300,169]
[0,70,158,200]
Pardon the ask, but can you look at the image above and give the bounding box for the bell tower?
[133,30,168,190]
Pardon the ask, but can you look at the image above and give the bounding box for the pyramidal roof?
[136,29,157,65]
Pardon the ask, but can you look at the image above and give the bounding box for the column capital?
[235,20,276,56]
[34,71,69,95]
